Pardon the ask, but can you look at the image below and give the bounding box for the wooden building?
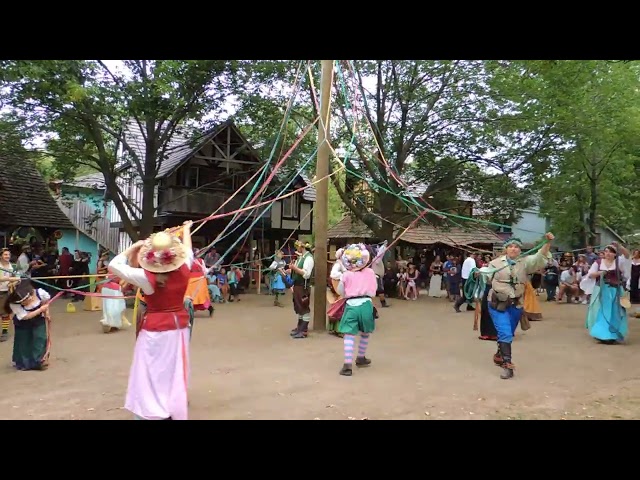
[48,172,121,265]
[0,156,74,251]
[108,119,315,254]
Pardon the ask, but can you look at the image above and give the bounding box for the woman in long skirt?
[108,221,194,420]
[478,284,497,341]
[429,256,444,297]
[100,275,131,333]
[585,243,630,344]
[629,249,640,304]
[185,253,213,317]
[522,280,543,322]
[4,280,52,371]
[268,250,287,307]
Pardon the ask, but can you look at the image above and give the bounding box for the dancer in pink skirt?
[109,221,194,420]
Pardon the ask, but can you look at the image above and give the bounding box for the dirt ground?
[1,289,640,420]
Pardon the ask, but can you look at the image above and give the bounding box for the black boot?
[292,321,309,339]
[493,343,503,366]
[290,319,302,336]
[339,363,353,376]
[208,305,214,317]
[498,341,514,379]
[356,356,371,368]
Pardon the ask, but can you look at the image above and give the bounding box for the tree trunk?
[139,177,157,239]
[103,173,140,243]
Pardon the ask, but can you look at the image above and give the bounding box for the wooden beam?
[226,126,231,159]
[212,141,228,160]
[193,155,258,165]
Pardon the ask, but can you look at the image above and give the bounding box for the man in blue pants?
[481,233,554,379]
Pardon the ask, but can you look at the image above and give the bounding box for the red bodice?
[189,258,206,279]
[141,264,191,332]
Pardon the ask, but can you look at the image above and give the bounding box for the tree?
[0,60,239,240]
[513,60,640,246]
[325,60,560,241]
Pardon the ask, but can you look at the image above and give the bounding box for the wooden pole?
[312,60,334,331]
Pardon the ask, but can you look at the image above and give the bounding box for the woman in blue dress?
[268,250,287,307]
[585,243,630,344]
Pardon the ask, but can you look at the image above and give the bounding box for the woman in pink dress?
[108,221,194,420]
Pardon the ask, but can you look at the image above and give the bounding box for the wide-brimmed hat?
[137,231,188,274]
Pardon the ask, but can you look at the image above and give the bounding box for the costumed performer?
[429,255,445,298]
[0,248,20,342]
[327,248,347,337]
[336,243,377,376]
[479,234,553,380]
[268,250,287,307]
[522,279,543,323]
[4,279,52,371]
[585,243,630,344]
[99,274,131,333]
[185,249,213,318]
[288,240,315,339]
[368,242,388,309]
[477,281,497,341]
[108,220,194,420]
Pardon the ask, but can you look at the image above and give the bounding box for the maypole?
[312,60,334,331]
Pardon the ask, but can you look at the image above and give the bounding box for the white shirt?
[560,269,575,284]
[297,253,314,280]
[17,253,30,274]
[108,249,194,296]
[461,257,476,280]
[588,255,627,278]
[10,288,51,320]
[330,260,346,280]
[0,262,13,293]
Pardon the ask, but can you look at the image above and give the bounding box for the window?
[282,194,299,218]
[124,173,134,198]
[178,166,199,188]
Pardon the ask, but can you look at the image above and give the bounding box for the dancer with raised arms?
[479,233,554,380]
[109,220,194,420]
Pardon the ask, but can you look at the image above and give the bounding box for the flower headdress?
[340,243,370,271]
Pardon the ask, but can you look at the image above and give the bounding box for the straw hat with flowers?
[137,230,189,274]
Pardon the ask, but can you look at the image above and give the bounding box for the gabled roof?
[0,156,74,229]
[273,169,316,202]
[65,172,106,190]
[118,119,262,179]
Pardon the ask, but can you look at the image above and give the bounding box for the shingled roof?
[272,169,316,202]
[327,215,502,246]
[118,119,262,178]
[0,156,74,229]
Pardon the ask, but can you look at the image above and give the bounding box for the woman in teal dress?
[585,243,630,344]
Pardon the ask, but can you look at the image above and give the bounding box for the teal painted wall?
[61,188,110,216]
[56,187,113,274]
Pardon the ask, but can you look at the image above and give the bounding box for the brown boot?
[493,343,503,366]
[498,342,514,379]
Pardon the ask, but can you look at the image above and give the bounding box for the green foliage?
[512,60,640,246]
[0,60,238,240]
